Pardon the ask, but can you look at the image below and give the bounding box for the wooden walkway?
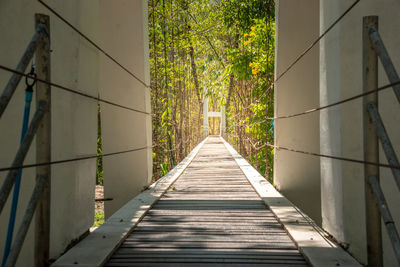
[105,137,309,267]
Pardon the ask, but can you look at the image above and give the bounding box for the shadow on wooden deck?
[52,136,361,267]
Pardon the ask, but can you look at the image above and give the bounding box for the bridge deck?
[105,137,309,267]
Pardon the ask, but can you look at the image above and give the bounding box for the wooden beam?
[363,15,383,267]
[35,13,51,267]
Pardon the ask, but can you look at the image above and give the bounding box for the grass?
[93,211,104,227]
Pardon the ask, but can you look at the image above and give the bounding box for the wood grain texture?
[105,136,308,266]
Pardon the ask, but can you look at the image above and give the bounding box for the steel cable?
[231,79,400,126]
[225,132,400,171]
[37,0,150,89]
[0,64,150,115]
[266,143,400,170]
[260,0,361,98]
[0,0,371,173]
[267,80,400,120]
[0,146,150,173]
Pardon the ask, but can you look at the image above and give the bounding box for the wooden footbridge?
[2,2,400,265]
[52,136,360,267]
[105,137,306,267]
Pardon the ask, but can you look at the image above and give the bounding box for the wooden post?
[203,88,208,138]
[35,14,51,267]
[220,106,226,137]
[363,16,383,267]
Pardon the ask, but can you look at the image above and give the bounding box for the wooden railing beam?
[0,101,47,215]
[363,15,383,267]
[4,176,46,267]
[0,26,46,118]
[34,13,51,267]
[369,25,400,104]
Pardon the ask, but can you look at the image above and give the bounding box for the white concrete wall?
[99,0,152,218]
[275,0,400,265]
[274,0,321,225]
[0,0,98,265]
[319,0,346,247]
[320,1,400,265]
[0,0,152,265]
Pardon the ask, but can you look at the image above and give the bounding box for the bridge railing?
[363,16,400,266]
[0,14,51,267]
[0,7,202,265]
[225,10,400,266]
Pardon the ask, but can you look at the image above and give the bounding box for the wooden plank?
[120,242,297,249]
[178,177,248,179]
[144,215,275,219]
[125,235,292,242]
[169,188,255,191]
[133,225,285,231]
[107,258,307,264]
[175,181,250,184]
[112,252,304,259]
[137,222,283,227]
[141,217,281,223]
[162,194,259,197]
[145,211,274,216]
[105,263,309,267]
[154,200,266,205]
[129,232,289,237]
[106,136,308,267]
[111,256,305,262]
[152,205,267,209]
[150,207,268,210]
[132,231,288,236]
[113,248,302,255]
[161,197,262,201]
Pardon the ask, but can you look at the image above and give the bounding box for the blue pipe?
[2,88,33,267]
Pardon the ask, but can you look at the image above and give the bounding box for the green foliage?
[221,0,275,180]
[93,211,104,227]
[160,162,168,176]
[222,0,274,31]
[96,103,103,185]
[149,0,275,181]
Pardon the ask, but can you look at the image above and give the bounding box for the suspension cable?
[0,146,150,173]
[267,80,400,120]
[230,79,400,128]
[0,64,150,115]
[266,143,400,170]
[37,0,150,89]
[226,132,400,171]
[260,0,361,98]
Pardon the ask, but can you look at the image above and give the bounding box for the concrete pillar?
[274,0,321,225]
[320,1,400,265]
[319,0,345,245]
[99,0,152,218]
[0,1,99,265]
